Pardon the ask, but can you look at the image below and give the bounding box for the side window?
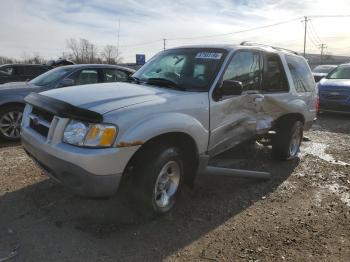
[70,69,99,85]
[285,55,315,92]
[222,51,261,91]
[103,69,128,82]
[24,67,46,76]
[262,53,289,92]
[2,66,14,75]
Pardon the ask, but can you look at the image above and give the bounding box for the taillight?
[316,95,319,113]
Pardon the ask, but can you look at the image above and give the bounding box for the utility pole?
[319,43,327,64]
[302,16,308,58]
[163,39,166,50]
[116,19,120,62]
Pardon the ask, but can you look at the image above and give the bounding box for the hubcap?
[0,111,23,139]
[289,127,302,156]
[154,161,180,208]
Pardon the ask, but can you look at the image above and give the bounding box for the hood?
[41,82,185,114]
[319,78,350,89]
[0,82,41,94]
[312,72,327,77]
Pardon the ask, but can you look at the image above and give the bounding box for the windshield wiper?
[145,78,186,91]
[128,76,141,84]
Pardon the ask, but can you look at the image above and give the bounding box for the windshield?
[133,48,228,91]
[30,67,71,86]
[313,65,337,74]
[326,66,350,79]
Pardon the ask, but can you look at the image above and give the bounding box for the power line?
[309,15,350,18]
[167,17,302,41]
[118,39,163,48]
[309,20,322,43]
[99,15,350,50]
[307,29,320,48]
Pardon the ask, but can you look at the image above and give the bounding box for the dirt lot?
[0,114,349,262]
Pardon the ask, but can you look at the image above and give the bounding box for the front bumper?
[21,127,139,198]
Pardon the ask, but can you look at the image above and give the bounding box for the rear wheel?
[272,120,303,160]
[128,145,184,216]
[0,105,24,141]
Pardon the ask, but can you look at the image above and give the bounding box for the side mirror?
[59,78,75,87]
[221,80,243,96]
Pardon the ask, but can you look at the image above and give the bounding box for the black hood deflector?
[24,92,103,123]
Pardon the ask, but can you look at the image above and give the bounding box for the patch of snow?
[300,142,349,166]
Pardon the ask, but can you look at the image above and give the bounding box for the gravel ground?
[0,113,349,262]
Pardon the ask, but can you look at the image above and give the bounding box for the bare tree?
[66,38,123,64]
[101,45,116,64]
[0,56,14,65]
[101,45,123,64]
[66,38,80,62]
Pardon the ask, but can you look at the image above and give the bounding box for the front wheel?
[128,145,184,216]
[272,120,304,160]
[0,105,24,141]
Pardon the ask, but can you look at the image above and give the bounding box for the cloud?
[0,0,349,62]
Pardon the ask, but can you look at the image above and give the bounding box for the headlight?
[63,120,118,147]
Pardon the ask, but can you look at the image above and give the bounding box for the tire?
[0,105,24,141]
[272,120,304,160]
[127,144,184,216]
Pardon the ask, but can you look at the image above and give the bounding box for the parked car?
[312,65,337,82]
[46,58,75,67]
[318,63,350,114]
[21,43,317,215]
[0,64,135,141]
[0,64,52,84]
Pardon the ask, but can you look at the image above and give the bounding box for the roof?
[0,64,51,67]
[58,64,136,73]
[166,43,301,56]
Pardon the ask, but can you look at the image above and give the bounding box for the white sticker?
[195,52,223,60]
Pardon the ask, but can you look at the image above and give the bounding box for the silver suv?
[21,43,317,215]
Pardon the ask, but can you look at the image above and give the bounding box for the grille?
[324,94,348,101]
[32,107,54,122]
[28,107,54,138]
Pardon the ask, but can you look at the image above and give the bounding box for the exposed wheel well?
[272,113,305,131]
[123,132,199,187]
[0,102,25,111]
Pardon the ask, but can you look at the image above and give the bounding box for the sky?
[0,0,350,62]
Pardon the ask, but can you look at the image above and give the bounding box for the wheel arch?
[122,131,200,187]
[0,102,25,111]
[272,113,305,130]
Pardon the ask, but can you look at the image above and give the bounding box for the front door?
[208,50,263,157]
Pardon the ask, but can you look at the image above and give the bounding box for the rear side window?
[24,66,47,75]
[1,66,14,75]
[71,69,99,85]
[103,69,129,82]
[262,53,289,92]
[286,55,315,92]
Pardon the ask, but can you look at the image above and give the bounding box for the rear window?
[286,55,315,92]
[24,66,47,75]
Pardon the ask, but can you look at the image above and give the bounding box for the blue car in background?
[318,63,350,114]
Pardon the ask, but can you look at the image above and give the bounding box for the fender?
[0,94,26,107]
[116,112,209,154]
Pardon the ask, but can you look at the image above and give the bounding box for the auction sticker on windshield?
[195,52,223,60]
